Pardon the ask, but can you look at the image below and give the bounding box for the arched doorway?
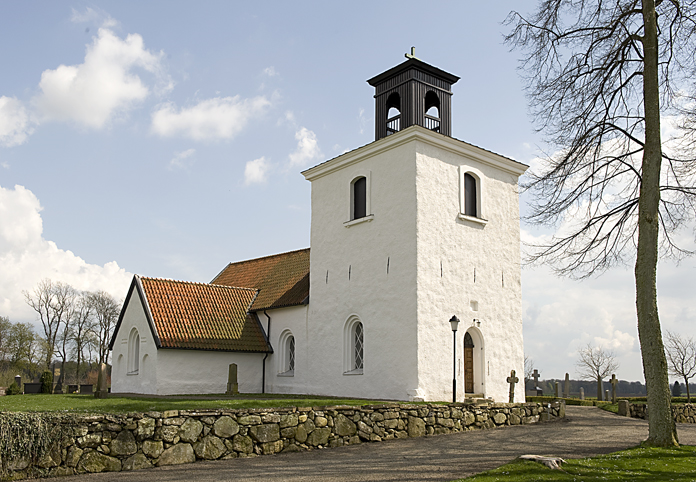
[464,332,475,393]
[463,328,485,396]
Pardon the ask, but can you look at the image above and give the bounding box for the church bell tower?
[367,48,460,141]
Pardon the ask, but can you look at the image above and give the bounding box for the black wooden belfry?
[367,52,460,141]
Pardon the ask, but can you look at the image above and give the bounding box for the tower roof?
[367,57,460,88]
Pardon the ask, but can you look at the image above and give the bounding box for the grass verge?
[0,393,394,413]
[452,445,696,481]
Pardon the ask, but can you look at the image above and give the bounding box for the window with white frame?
[345,172,373,227]
[458,166,486,224]
[344,316,364,375]
[278,330,295,376]
[352,176,367,220]
[127,327,140,375]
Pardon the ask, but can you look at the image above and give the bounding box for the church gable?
[125,276,269,352]
[211,248,310,311]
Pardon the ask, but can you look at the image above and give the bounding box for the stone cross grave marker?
[610,374,618,403]
[507,370,519,403]
[564,373,570,398]
[226,363,239,395]
[554,381,559,398]
[532,368,542,395]
[579,387,585,400]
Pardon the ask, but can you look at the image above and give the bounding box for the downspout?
[262,310,271,394]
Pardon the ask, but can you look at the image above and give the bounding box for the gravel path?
[61,406,696,482]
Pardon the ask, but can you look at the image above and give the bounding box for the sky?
[1,1,695,385]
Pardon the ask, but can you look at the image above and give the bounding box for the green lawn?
[0,393,393,413]
[453,445,696,481]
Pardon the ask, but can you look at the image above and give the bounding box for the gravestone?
[579,387,585,400]
[610,374,618,403]
[94,363,108,399]
[605,389,609,402]
[80,384,93,394]
[14,375,21,389]
[506,370,519,403]
[554,381,559,398]
[226,363,239,395]
[532,369,542,395]
[563,373,570,398]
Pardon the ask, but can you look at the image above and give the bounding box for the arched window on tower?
[352,176,367,220]
[424,91,440,132]
[464,173,478,217]
[386,92,401,135]
[128,327,140,375]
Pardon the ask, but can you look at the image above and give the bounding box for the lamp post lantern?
[449,315,460,403]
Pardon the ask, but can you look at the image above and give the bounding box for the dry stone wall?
[619,401,696,423]
[2,401,564,480]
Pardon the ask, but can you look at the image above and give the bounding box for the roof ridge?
[140,276,259,293]
[223,247,310,268]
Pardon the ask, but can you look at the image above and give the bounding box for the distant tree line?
[0,279,121,387]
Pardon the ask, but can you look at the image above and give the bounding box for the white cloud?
[168,148,196,170]
[263,66,278,77]
[0,184,132,323]
[151,96,270,141]
[0,96,33,147]
[33,27,167,128]
[288,127,322,167]
[244,156,270,185]
[70,7,117,28]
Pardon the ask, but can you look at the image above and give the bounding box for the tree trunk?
[685,377,691,403]
[635,0,678,446]
[597,377,603,401]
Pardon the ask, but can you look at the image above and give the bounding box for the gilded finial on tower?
[405,46,420,60]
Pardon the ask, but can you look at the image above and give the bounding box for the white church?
[110,55,528,403]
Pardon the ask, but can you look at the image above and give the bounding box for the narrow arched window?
[128,328,140,375]
[353,177,367,219]
[353,322,364,370]
[464,173,477,217]
[278,331,295,376]
[386,92,401,135]
[288,335,295,372]
[344,316,364,374]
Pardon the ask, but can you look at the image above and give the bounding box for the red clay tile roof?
[211,248,310,311]
[139,276,270,352]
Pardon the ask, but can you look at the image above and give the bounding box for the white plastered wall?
[304,136,420,401]
[414,135,525,403]
[155,349,264,395]
[111,288,158,395]
[261,305,309,395]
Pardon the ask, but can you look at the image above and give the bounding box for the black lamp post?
[449,315,460,403]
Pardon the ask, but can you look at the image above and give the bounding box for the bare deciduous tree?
[665,331,696,402]
[89,291,120,365]
[0,315,11,361]
[505,0,696,446]
[524,355,535,386]
[576,344,620,401]
[70,293,95,383]
[23,279,75,369]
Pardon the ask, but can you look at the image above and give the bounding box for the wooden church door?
[464,332,475,393]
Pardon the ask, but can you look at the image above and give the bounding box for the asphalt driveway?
[61,406,696,482]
